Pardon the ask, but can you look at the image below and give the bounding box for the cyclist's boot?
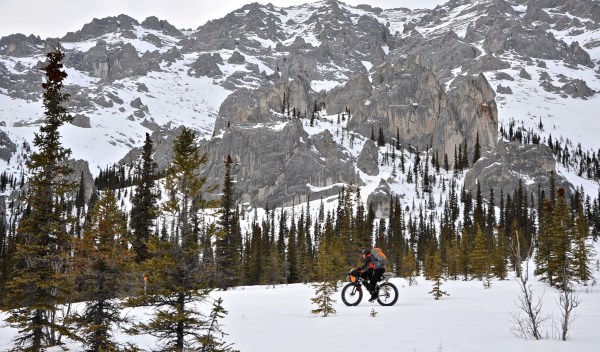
[368,287,379,302]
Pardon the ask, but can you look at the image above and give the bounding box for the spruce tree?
[492,231,509,280]
[130,132,159,263]
[472,131,481,164]
[311,226,338,317]
[457,229,470,280]
[128,127,221,352]
[377,126,385,147]
[199,298,239,352]
[548,189,572,287]
[2,46,78,351]
[428,251,449,300]
[310,280,337,317]
[287,219,299,283]
[402,249,418,285]
[470,226,490,280]
[216,154,242,289]
[571,201,594,284]
[534,199,553,281]
[72,190,131,352]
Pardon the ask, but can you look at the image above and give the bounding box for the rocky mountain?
[1,0,600,214]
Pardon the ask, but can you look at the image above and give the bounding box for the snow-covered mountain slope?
[1,0,600,209]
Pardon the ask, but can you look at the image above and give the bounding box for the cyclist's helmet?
[361,248,370,255]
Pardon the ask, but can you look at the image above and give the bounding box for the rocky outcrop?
[227,51,246,64]
[202,119,358,207]
[468,54,511,74]
[142,34,162,48]
[464,141,573,204]
[391,30,480,84]
[479,21,593,68]
[495,72,514,81]
[188,53,223,78]
[64,40,161,80]
[367,179,392,218]
[72,114,91,128]
[519,68,532,80]
[141,16,183,37]
[0,130,16,162]
[561,79,595,98]
[0,34,44,57]
[68,159,96,203]
[497,84,513,94]
[326,56,498,164]
[188,3,285,52]
[357,140,379,176]
[214,77,311,132]
[62,15,139,42]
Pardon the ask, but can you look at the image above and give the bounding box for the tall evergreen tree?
[130,132,159,263]
[469,226,490,280]
[548,189,572,287]
[571,201,594,284]
[491,230,509,280]
[457,229,470,280]
[2,46,78,351]
[216,154,242,289]
[128,127,221,352]
[472,131,481,164]
[534,198,553,281]
[402,249,418,285]
[286,219,299,283]
[377,126,385,147]
[72,190,131,352]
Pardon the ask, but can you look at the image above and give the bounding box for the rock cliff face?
[214,78,312,133]
[326,56,498,162]
[202,119,358,207]
[0,34,44,57]
[0,130,16,162]
[464,141,572,204]
[65,40,161,80]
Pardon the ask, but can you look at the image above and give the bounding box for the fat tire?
[377,282,399,306]
[341,283,363,306]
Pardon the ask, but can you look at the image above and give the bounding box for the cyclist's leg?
[361,269,375,292]
[372,269,385,293]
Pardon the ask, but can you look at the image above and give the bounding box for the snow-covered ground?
[1,259,599,351]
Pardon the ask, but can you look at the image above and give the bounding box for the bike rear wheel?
[341,283,363,306]
[377,282,398,306]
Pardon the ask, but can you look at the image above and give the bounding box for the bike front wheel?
[341,283,363,306]
[377,282,399,306]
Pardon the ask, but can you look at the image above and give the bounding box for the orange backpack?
[371,247,388,267]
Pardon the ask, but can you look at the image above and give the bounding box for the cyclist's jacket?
[360,253,385,271]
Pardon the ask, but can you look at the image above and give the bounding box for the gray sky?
[0,0,447,38]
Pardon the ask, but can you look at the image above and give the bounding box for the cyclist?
[357,248,385,302]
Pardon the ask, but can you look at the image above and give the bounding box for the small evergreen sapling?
[200,297,239,352]
[310,207,340,317]
[428,251,449,300]
[311,281,337,317]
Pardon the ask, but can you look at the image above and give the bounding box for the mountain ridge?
[1,0,599,210]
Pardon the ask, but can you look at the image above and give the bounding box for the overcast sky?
[0,0,448,38]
